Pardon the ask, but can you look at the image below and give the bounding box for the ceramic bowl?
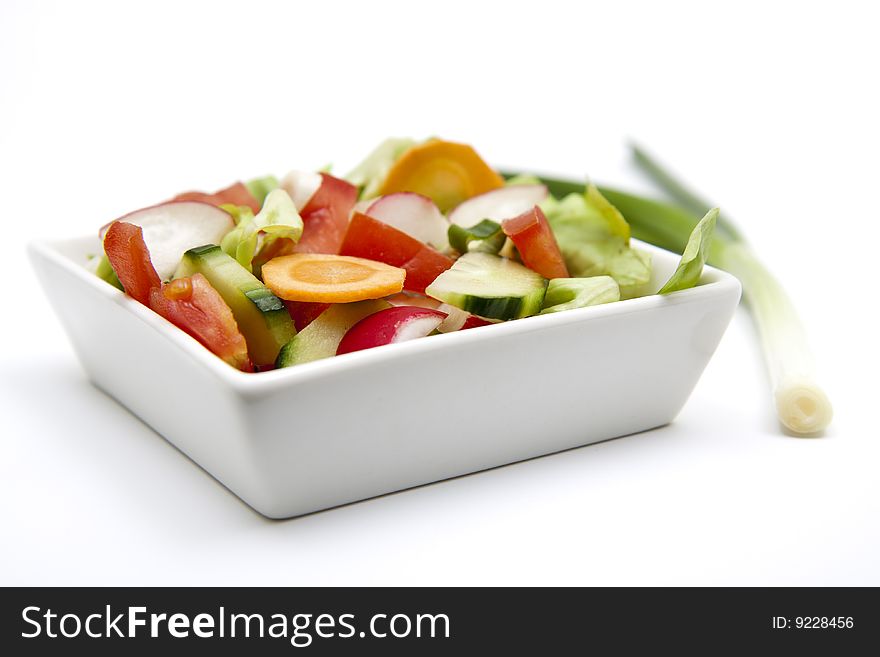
[29,237,740,518]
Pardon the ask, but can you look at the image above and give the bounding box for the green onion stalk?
[504,148,833,436]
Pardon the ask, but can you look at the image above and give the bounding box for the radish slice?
[365,192,450,251]
[448,184,548,228]
[100,201,234,281]
[392,314,445,342]
[279,170,323,211]
[336,306,446,355]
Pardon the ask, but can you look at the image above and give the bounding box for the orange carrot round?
[262,254,406,303]
[377,139,504,212]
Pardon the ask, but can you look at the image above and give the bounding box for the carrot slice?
[376,139,504,212]
[262,254,405,303]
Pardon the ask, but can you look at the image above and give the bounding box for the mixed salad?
[92,138,716,373]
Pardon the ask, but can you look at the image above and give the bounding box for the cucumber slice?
[447,219,505,255]
[276,300,390,368]
[178,245,295,366]
[425,252,547,320]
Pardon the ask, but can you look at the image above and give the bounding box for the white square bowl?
[29,236,741,518]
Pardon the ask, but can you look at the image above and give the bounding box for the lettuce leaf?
[540,276,620,314]
[220,189,303,271]
[658,208,717,294]
[345,137,417,199]
[93,253,123,290]
[245,175,279,206]
[541,184,651,296]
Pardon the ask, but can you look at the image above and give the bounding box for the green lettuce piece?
[220,189,303,271]
[541,184,651,296]
[345,137,417,199]
[540,276,620,314]
[221,203,254,225]
[220,205,258,269]
[584,183,630,242]
[94,254,123,290]
[658,208,718,294]
[255,188,304,240]
[245,175,279,206]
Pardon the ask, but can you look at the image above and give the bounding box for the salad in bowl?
[90,138,716,373]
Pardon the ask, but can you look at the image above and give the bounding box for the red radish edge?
[99,201,235,281]
[98,200,232,240]
[336,306,446,355]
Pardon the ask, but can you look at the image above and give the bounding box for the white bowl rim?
[29,237,742,397]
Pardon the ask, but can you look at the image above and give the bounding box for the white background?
[2,0,878,585]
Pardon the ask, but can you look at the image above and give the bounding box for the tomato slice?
[501,206,570,280]
[293,173,359,255]
[339,212,455,295]
[103,221,161,305]
[172,182,260,213]
[103,221,253,371]
[152,275,253,371]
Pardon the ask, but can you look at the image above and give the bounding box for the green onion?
[502,152,833,436]
[630,144,745,244]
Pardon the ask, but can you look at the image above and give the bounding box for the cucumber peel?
[425,252,547,321]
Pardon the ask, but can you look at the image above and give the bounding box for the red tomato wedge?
[172,182,260,213]
[501,206,569,280]
[293,173,359,255]
[340,212,454,294]
[102,220,161,305]
[151,275,253,372]
[103,221,253,371]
